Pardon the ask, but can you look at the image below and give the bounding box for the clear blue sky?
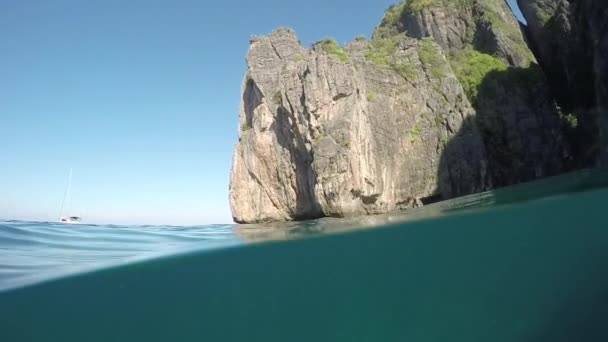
[0,0,524,225]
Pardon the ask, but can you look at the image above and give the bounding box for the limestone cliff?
[229,29,488,223]
[517,0,608,167]
[229,0,566,223]
[377,0,564,186]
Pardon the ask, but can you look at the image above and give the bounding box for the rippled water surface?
[0,221,239,291]
[1,170,608,341]
[2,169,608,292]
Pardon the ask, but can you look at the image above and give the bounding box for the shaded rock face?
[518,0,608,167]
[230,28,489,223]
[376,0,564,186]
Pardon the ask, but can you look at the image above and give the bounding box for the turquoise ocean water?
[1,170,608,341]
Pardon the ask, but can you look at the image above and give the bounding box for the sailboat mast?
[59,168,73,219]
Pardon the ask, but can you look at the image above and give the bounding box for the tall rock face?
[518,0,608,167]
[374,0,564,186]
[229,0,567,223]
[229,29,489,223]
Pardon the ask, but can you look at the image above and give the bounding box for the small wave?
[0,220,240,291]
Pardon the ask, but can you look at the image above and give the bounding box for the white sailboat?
[59,168,82,224]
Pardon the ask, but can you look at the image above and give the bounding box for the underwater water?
[1,170,608,341]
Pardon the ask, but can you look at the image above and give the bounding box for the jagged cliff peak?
[373,0,535,66]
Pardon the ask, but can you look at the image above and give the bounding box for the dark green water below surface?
[2,170,608,341]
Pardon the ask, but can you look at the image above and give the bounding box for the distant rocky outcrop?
[518,0,608,167]
[229,0,570,223]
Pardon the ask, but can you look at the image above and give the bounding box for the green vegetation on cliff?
[419,37,446,78]
[364,35,447,81]
[404,0,434,13]
[394,61,418,80]
[316,38,349,62]
[478,0,535,62]
[384,2,407,24]
[374,0,534,65]
[365,37,398,65]
[241,122,252,131]
[562,112,579,130]
[364,35,418,80]
[368,0,543,102]
[451,50,508,100]
[404,0,473,13]
[451,48,545,106]
[373,1,407,38]
[367,90,377,102]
